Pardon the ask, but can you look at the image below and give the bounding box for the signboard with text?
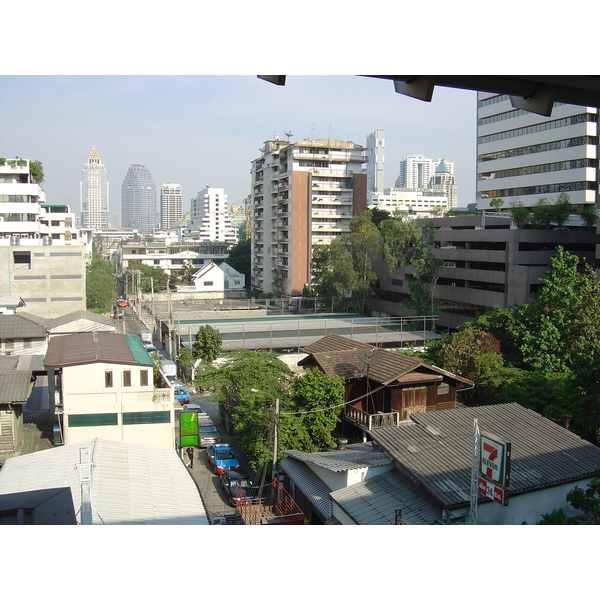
[479,431,511,506]
[179,411,199,447]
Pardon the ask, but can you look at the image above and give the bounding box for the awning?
[280,457,333,521]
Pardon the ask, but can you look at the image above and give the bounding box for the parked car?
[219,470,256,506]
[174,386,189,404]
[182,403,202,411]
[198,413,220,447]
[117,298,128,307]
[206,443,240,474]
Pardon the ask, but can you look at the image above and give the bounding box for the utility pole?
[272,396,280,487]
[469,418,480,525]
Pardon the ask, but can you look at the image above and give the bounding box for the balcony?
[344,405,401,430]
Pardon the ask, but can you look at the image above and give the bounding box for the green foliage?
[367,207,392,227]
[380,216,442,316]
[175,260,195,286]
[226,239,251,286]
[177,346,194,368]
[192,325,223,364]
[489,197,504,210]
[126,259,169,293]
[348,211,381,312]
[86,252,115,312]
[288,368,345,451]
[29,160,44,183]
[508,200,530,228]
[310,241,355,300]
[579,205,598,228]
[539,478,600,524]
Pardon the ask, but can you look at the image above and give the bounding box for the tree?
[367,207,392,227]
[310,241,355,302]
[227,239,251,286]
[549,192,572,228]
[287,368,344,451]
[192,325,223,364]
[539,478,600,524]
[380,217,442,316]
[125,259,169,293]
[348,211,381,312]
[86,252,115,312]
[175,260,195,286]
[580,205,598,229]
[508,200,530,228]
[194,350,294,471]
[489,197,504,210]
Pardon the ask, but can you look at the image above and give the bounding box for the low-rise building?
[44,332,175,449]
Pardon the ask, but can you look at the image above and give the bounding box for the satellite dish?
[356,346,384,366]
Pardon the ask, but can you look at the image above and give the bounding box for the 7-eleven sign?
[479,431,511,506]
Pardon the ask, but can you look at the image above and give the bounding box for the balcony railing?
[344,405,401,430]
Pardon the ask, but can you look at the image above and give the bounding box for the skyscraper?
[476,93,598,210]
[160,183,182,230]
[80,145,109,229]
[366,129,385,192]
[121,164,157,235]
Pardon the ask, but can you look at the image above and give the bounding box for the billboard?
[479,431,511,506]
[179,410,199,447]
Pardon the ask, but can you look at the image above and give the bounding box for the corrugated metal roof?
[124,334,154,366]
[49,310,115,331]
[281,457,333,520]
[283,442,393,472]
[0,314,47,339]
[0,438,208,524]
[330,470,442,525]
[370,403,600,509]
[44,332,139,368]
[0,369,33,403]
[300,333,473,386]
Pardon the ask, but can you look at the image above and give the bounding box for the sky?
[0,75,477,224]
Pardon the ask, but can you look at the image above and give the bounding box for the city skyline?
[0,76,477,226]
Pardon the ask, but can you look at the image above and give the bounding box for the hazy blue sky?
[0,75,476,223]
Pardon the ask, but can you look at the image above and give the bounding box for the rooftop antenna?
[309,123,315,138]
[284,130,293,142]
[356,346,384,414]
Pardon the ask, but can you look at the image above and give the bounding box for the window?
[204,281,213,286]
[13,251,31,267]
[123,411,170,425]
[123,370,132,387]
[68,413,118,427]
[140,370,149,386]
[105,371,113,387]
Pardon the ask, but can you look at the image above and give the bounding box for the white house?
[44,331,175,449]
[177,261,245,299]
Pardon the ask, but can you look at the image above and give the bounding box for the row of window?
[105,369,149,388]
[478,180,596,198]
[68,411,171,427]
[478,114,596,145]
[478,136,593,163]
[479,158,596,181]
[477,102,568,127]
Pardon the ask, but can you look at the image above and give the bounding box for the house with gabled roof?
[17,309,116,337]
[0,314,47,357]
[0,367,34,456]
[280,403,600,525]
[181,261,245,298]
[44,332,175,449]
[298,333,474,441]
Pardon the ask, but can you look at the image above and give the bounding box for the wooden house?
[298,333,474,439]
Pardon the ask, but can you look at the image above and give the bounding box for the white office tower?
[80,145,109,229]
[429,160,458,209]
[476,93,598,210]
[121,164,157,235]
[160,183,182,230]
[396,154,454,189]
[188,187,237,243]
[366,129,385,192]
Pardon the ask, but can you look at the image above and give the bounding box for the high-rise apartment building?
[396,154,454,190]
[366,130,385,192]
[160,183,182,230]
[121,164,157,235]
[476,93,598,210]
[250,137,367,297]
[429,160,458,209]
[80,145,109,229]
[188,187,237,244]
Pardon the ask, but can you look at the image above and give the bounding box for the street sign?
[179,410,199,447]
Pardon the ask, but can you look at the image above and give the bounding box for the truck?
[140,331,152,344]
[161,360,177,379]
